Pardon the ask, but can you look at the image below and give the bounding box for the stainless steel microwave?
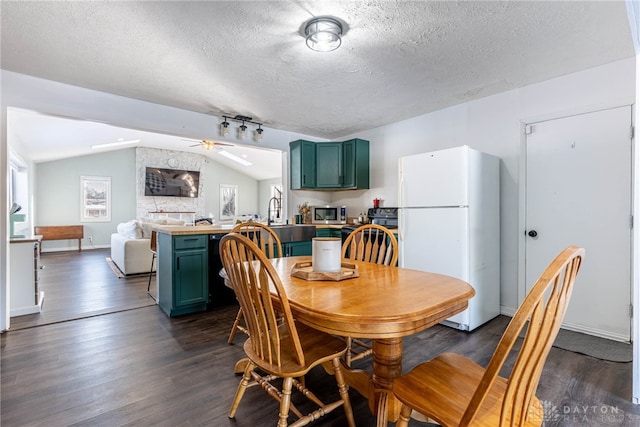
[311,205,347,224]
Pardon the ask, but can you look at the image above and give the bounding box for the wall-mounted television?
[145,167,200,198]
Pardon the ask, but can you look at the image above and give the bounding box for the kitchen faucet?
[267,196,281,226]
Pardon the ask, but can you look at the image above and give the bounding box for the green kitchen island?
[153,223,321,317]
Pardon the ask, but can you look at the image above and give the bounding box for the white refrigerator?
[398,145,500,331]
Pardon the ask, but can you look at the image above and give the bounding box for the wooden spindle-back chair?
[220,233,356,427]
[226,222,283,344]
[392,245,584,427]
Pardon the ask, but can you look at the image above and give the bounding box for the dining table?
[264,255,476,426]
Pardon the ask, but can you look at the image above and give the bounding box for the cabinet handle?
[177,258,180,270]
[184,238,198,242]
[303,175,306,185]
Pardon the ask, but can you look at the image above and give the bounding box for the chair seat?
[393,353,542,427]
[244,322,348,378]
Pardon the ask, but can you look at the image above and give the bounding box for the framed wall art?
[80,175,111,222]
[220,184,238,220]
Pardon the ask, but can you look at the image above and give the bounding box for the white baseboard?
[500,305,517,317]
[500,305,628,342]
[42,244,110,253]
[10,291,44,317]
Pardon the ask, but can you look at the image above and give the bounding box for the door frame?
[517,103,636,337]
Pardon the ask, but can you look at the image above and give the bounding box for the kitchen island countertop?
[154,223,349,236]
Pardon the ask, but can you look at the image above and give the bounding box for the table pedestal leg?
[371,337,403,427]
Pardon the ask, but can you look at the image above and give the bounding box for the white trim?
[9,291,44,317]
[500,305,517,318]
[633,53,640,405]
[519,100,635,127]
[518,103,637,400]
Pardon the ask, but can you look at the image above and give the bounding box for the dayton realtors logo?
[529,401,637,425]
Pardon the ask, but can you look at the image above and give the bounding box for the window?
[9,153,29,219]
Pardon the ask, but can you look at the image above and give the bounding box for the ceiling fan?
[183,139,233,150]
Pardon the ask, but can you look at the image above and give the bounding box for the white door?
[525,106,632,341]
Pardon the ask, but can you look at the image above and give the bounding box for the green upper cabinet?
[290,140,316,189]
[290,139,369,190]
[342,138,369,189]
[316,142,343,188]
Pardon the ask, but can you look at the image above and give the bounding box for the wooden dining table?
[266,256,476,426]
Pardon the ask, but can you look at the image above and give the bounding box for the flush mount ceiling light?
[305,17,343,52]
[219,114,264,142]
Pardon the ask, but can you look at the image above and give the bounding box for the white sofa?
[110,217,186,276]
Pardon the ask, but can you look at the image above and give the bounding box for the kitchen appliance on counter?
[341,207,398,243]
[398,145,500,331]
[311,205,347,225]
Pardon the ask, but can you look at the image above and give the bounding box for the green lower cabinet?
[316,228,342,238]
[283,241,312,257]
[158,234,209,317]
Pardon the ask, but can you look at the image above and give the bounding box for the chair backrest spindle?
[342,224,398,266]
[231,222,283,259]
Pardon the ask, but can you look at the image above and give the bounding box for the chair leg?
[332,357,356,427]
[228,307,245,344]
[345,337,353,366]
[395,404,412,427]
[228,361,254,419]
[147,255,156,292]
[344,336,372,366]
[278,377,294,427]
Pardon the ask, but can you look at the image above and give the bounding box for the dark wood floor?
[9,249,155,330]
[2,249,639,426]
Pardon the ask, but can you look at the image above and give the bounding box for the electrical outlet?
[88,236,93,244]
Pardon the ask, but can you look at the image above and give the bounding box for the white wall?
[203,157,260,222]
[342,57,635,313]
[36,148,137,251]
[34,147,262,251]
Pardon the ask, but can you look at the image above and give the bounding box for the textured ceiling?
[1,1,635,180]
[2,1,634,140]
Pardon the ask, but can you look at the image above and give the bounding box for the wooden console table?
[34,225,84,253]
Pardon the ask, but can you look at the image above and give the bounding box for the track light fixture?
[238,121,247,139]
[219,114,264,141]
[220,118,230,136]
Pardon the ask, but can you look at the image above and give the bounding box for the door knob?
[528,230,538,238]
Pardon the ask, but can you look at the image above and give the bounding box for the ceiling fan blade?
[183,138,233,148]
